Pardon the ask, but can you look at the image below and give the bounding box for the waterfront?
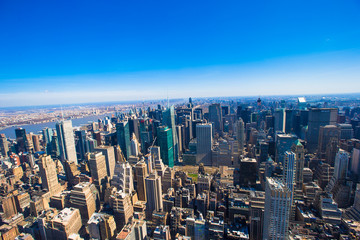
[0,113,114,139]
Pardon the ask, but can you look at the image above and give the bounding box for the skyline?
[1,0,360,106]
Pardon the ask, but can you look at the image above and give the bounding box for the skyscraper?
[94,145,116,179]
[236,118,245,153]
[334,149,349,181]
[0,134,9,157]
[112,162,134,194]
[56,120,78,165]
[157,126,174,167]
[274,108,286,133]
[116,121,131,160]
[291,140,305,190]
[307,108,338,153]
[38,155,61,197]
[88,152,107,184]
[135,160,148,201]
[208,103,222,133]
[145,172,163,219]
[162,105,179,161]
[196,123,213,166]
[75,130,88,161]
[263,178,292,240]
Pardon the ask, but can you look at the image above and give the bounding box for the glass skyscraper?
[116,121,131,160]
[157,126,174,167]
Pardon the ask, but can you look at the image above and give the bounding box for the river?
[0,113,115,139]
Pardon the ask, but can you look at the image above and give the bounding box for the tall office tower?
[291,140,305,190]
[275,133,297,165]
[334,149,349,181]
[318,125,340,159]
[94,145,116,179]
[221,105,230,116]
[64,160,80,186]
[42,128,53,150]
[75,130,88,161]
[25,134,34,152]
[145,172,163,220]
[130,133,140,157]
[176,125,183,155]
[0,134,9,157]
[38,155,61,197]
[56,120,78,164]
[235,118,245,153]
[283,151,296,219]
[162,106,179,162]
[116,121,131,160]
[87,213,117,240]
[112,162,134,194]
[51,134,60,158]
[209,103,222,133]
[88,152,107,184]
[31,134,41,152]
[162,167,174,193]
[307,108,338,153]
[157,126,174,167]
[15,128,28,153]
[135,160,148,201]
[196,123,213,166]
[109,190,134,230]
[249,191,265,240]
[69,182,97,223]
[263,178,292,240]
[274,108,286,133]
[129,118,140,141]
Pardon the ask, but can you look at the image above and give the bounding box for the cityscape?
[1,1,360,240]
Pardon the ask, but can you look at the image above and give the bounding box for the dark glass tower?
[116,121,131,160]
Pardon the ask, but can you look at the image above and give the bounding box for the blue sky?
[1,0,360,107]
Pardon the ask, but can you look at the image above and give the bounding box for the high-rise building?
[274,108,286,133]
[130,133,140,157]
[109,190,134,230]
[38,155,61,197]
[0,134,9,157]
[157,126,174,167]
[15,128,28,153]
[87,213,117,240]
[69,182,97,223]
[116,121,131,160]
[75,130,88,161]
[44,208,82,240]
[145,172,163,219]
[318,125,340,160]
[162,167,174,193]
[283,151,296,219]
[275,133,297,164]
[307,108,338,153]
[112,162,134,194]
[209,103,222,133]
[196,123,212,166]
[31,134,41,152]
[56,120,78,164]
[88,152,108,184]
[94,145,116,179]
[235,118,245,153]
[263,178,292,240]
[162,105,179,161]
[334,149,349,181]
[291,140,305,190]
[135,160,148,201]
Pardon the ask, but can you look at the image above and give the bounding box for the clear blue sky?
[1,0,360,107]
